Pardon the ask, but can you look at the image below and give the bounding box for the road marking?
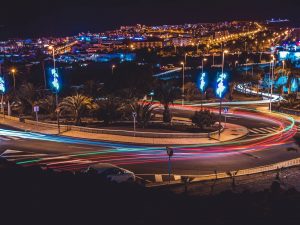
[260,127,278,132]
[68,146,96,150]
[7,136,21,140]
[251,128,268,133]
[248,129,260,134]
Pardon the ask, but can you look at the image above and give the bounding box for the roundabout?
[0,101,298,184]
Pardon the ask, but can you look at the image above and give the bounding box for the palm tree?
[59,94,95,125]
[38,94,57,120]
[18,82,39,115]
[184,82,200,101]
[154,82,181,123]
[130,100,157,128]
[95,97,123,126]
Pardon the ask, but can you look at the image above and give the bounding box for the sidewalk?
[0,117,248,145]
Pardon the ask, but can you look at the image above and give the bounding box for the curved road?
[0,104,299,181]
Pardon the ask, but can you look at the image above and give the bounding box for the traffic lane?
[121,141,300,176]
[168,108,279,129]
[0,137,117,155]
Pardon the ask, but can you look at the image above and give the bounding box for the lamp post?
[0,76,5,119]
[212,53,215,66]
[235,61,239,67]
[181,62,185,105]
[181,62,185,106]
[49,45,60,134]
[246,58,249,75]
[218,50,228,137]
[184,53,187,66]
[270,56,275,112]
[11,68,16,91]
[201,58,207,74]
[112,65,115,75]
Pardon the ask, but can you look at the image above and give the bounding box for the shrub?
[191,110,217,129]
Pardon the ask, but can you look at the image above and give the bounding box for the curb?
[144,157,300,188]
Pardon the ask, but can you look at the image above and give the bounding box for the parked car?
[84,163,135,183]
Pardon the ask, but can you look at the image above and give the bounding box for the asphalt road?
[0,105,298,180]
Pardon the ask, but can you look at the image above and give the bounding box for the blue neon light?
[51,68,60,92]
[0,77,5,93]
[216,73,227,98]
[199,73,206,93]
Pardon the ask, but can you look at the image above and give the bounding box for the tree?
[191,110,217,129]
[38,94,57,120]
[184,82,200,101]
[59,94,95,125]
[18,82,39,115]
[96,97,123,125]
[130,100,157,128]
[154,82,181,123]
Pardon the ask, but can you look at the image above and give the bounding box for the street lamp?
[212,53,216,66]
[49,45,60,134]
[201,58,207,74]
[184,53,187,66]
[218,50,228,137]
[48,45,56,70]
[235,61,239,67]
[112,65,116,75]
[246,58,249,75]
[270,55,275,112]
[181,62,185,106]
[11,68,16,91]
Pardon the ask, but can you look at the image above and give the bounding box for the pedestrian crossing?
[0,149,49,162]
[0,135,22,141]
[248,127,280,135]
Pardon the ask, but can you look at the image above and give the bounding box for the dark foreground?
[1,159,300,225]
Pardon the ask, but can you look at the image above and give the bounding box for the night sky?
[0,0,298,40]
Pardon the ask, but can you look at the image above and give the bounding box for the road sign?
[34,106,39,112]
[166,147,173,157]
[223,107,229,114]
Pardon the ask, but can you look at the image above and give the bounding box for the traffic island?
[0,116,248,145]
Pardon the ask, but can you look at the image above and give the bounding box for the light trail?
[12,105,296,171]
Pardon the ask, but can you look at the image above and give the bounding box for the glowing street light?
[181,62,185,106]
[235,60,239,67]
[11,68,16,91]
[112,65,116,75]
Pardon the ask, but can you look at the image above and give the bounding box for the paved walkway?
[0,117,248,145]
